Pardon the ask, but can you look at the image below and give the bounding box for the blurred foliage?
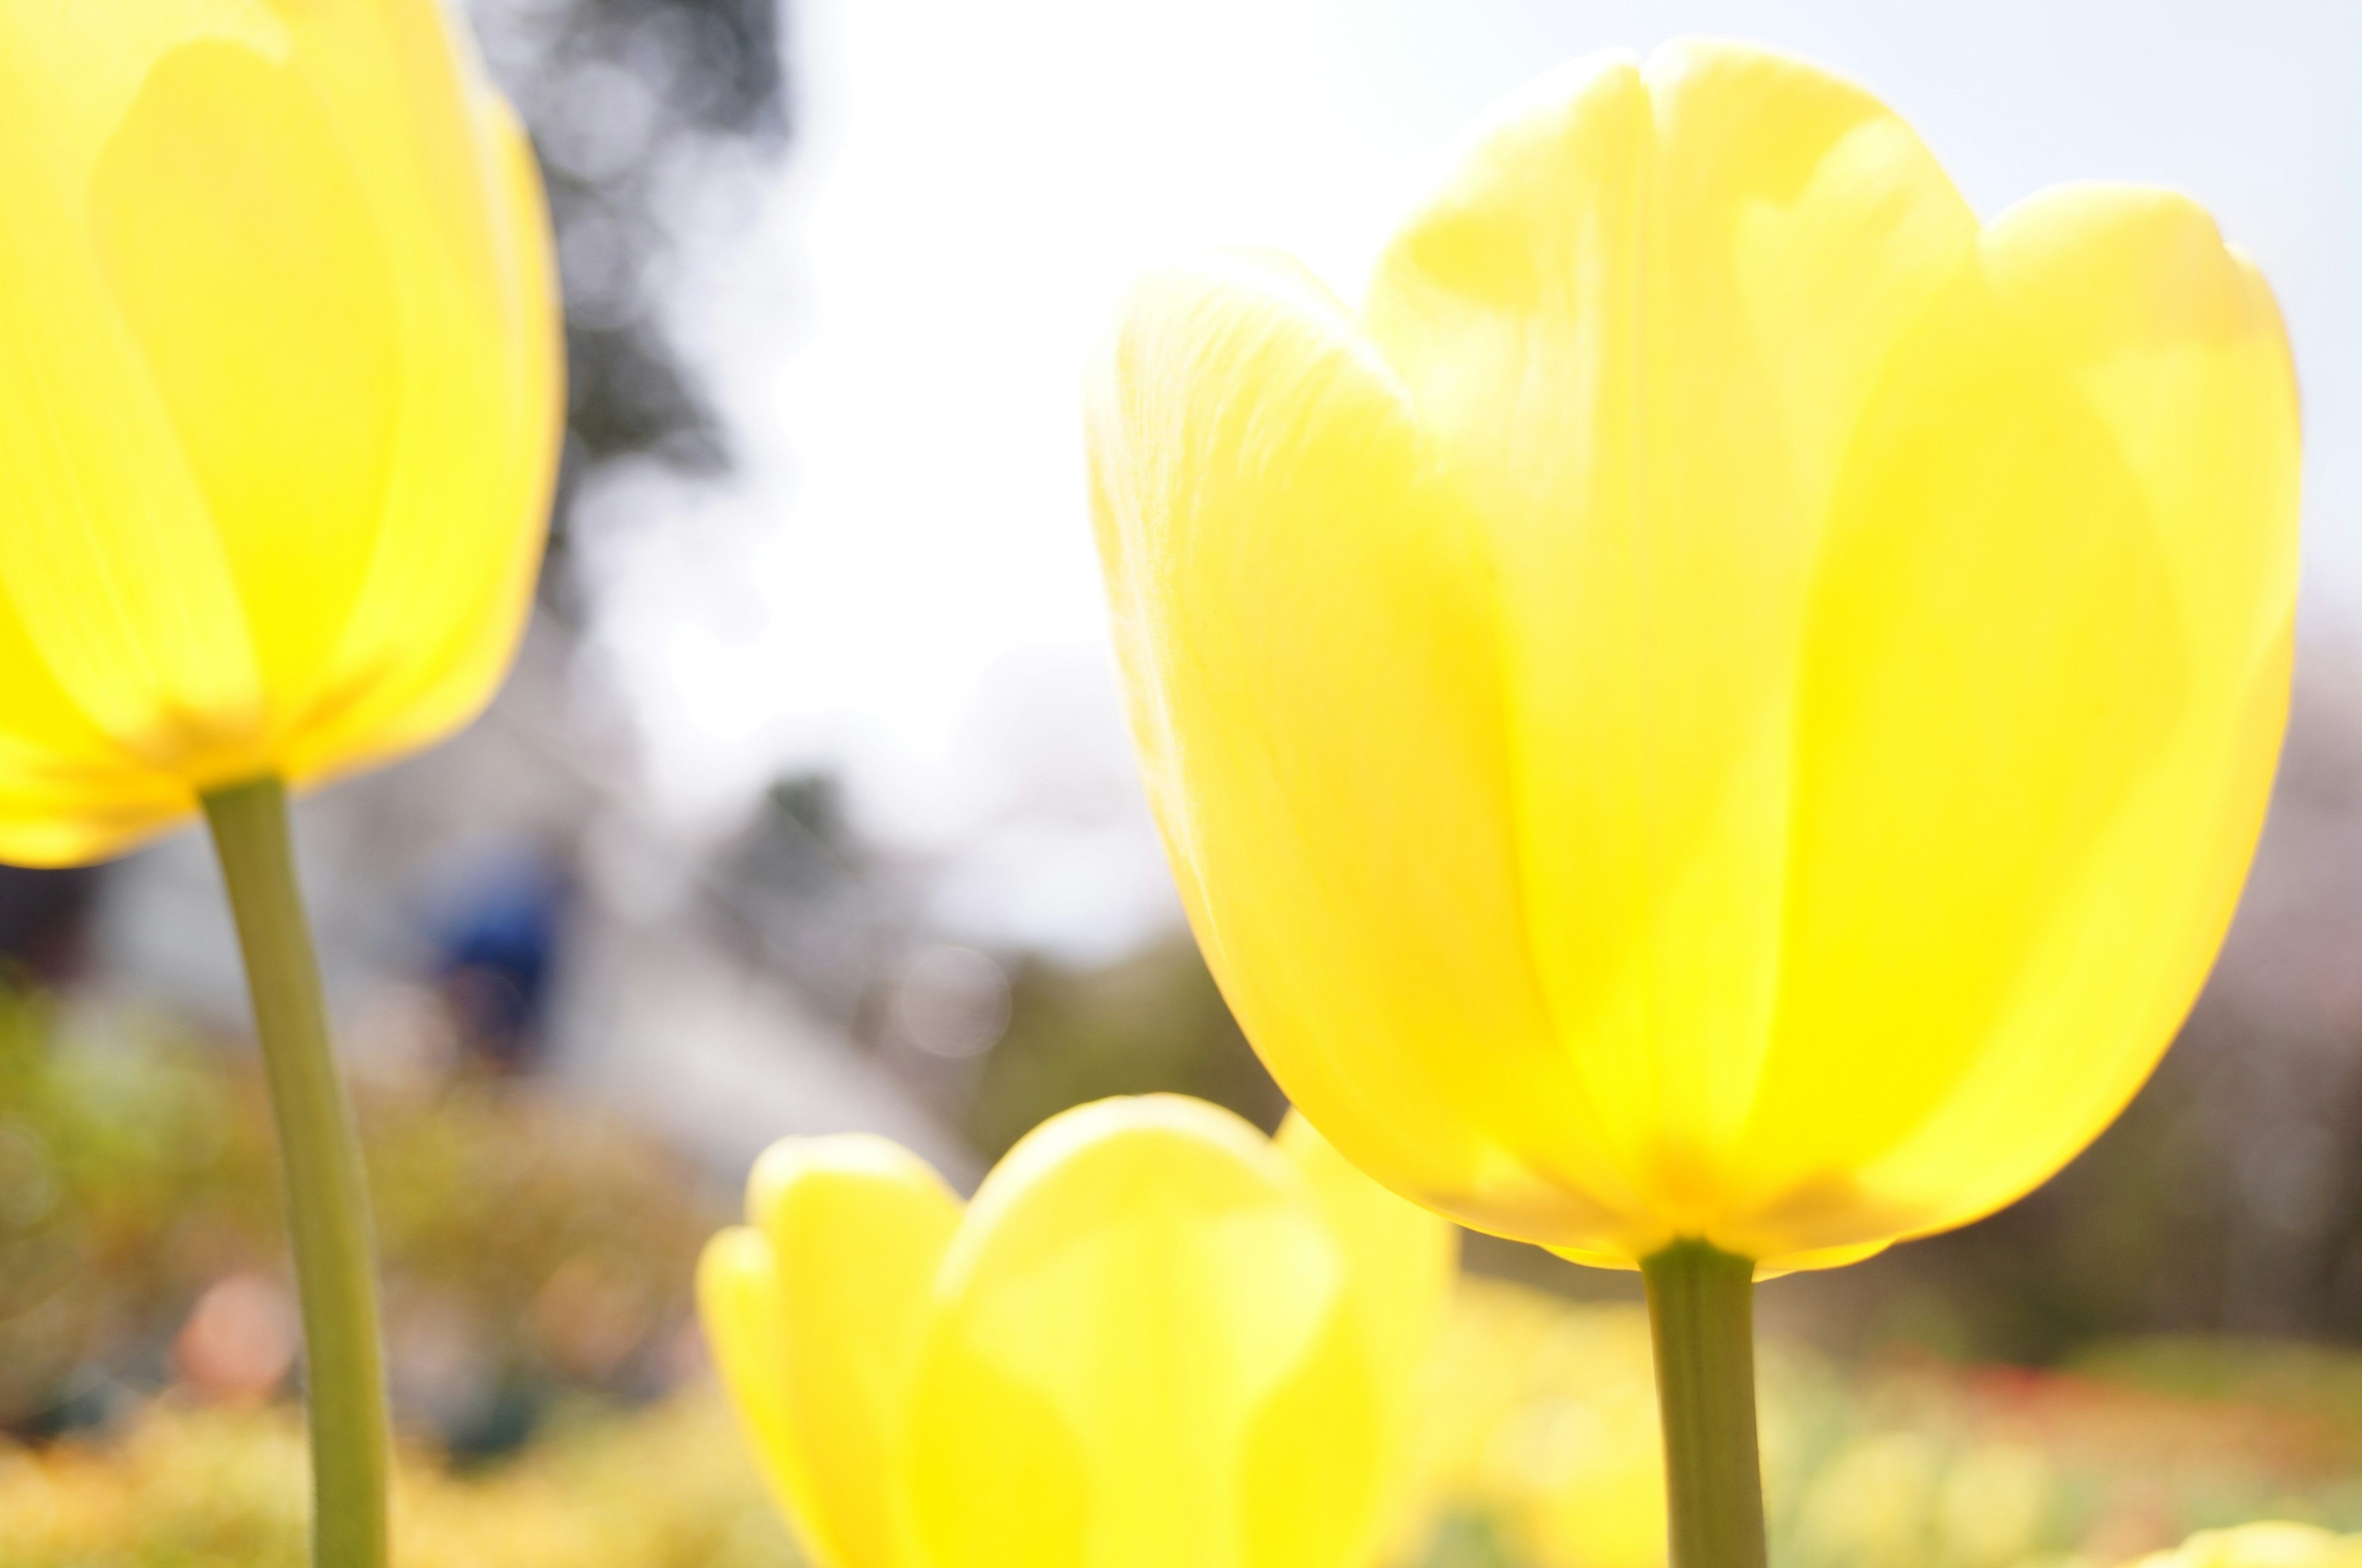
[964,936,1286,1160]
[0,987,279,1433]
[0,983,717,1447]
[2070,1337,2362,1457]
[0,1392,790,1568]
[716,774,905,1026]
[470,0,790,549]
[21,1279,2362,1568]
[1418,1279,2362,1568]
[18,933,2362,1564]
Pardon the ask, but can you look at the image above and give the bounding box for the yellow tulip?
[0,0,560,868]
[698,1096,1457,1568]
[1087,39,2298,1275]
[2129,1526,2362,1568]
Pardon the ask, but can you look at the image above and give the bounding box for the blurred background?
[5,1,2362,1564]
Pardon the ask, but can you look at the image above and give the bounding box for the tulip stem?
[1642,1239,1767,1568]
[204,777,389,1568]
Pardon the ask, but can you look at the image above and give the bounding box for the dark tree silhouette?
[472,0,791,542]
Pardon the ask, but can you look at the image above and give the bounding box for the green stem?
[1642,1239,1768,1568]
[204,777,389,1568]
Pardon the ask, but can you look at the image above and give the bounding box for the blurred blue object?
[432,845,571,1073]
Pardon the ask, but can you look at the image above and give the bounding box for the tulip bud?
[699,1097,1457,1568]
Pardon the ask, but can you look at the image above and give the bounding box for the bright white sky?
[574,0,2362,958]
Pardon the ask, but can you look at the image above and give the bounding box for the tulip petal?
[1981,188,2299,701]
[1362,41,1980,1224]
[0,26,272,790]
[1278,1112,1457,1554]
[0,589,193,866]
[1276,1112,1455,1412]
[0,6,292,188]
[90,37,404,731]
[0,750,192,868]
[903,1096,1382,1568]
[279,91,561,782]
[1722,188,2296,1259]
[1089,250,1645,1250]
[273,0,563,781]
[696,1229,798,1519]
[699,1136,961,1568]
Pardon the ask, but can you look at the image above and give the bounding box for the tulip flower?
[0,4,558,868]
[699,1096,1457,1568]
[1088,37,2296,1568]
[0,8,559,1565]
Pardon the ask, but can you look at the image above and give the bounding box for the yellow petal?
[1720,188,2297,1260]
[271,0,563,782]
[700,1136,961,1568]
[0,599,193,866]
[1277,1111,1457,1555]
[231,2,560,781]
[902,1096,1383,1568]
[1276,1112,1456,1414]
[0,16,268,790]
[1362,40,1979,1229]
[1088,250,1644,1251]
[696,1229,798,1522]
[279,90,561,784]
[90,36,402,733]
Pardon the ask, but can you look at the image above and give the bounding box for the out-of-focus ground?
[14,1260,2362,1567]
[4,0,2361,1561]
